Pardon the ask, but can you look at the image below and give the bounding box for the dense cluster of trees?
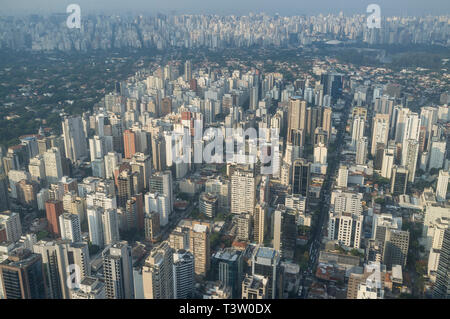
[0,49,159,148]
[391,52,447,70]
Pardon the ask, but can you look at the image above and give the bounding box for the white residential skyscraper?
[149,171,174,214]
[231,168,256,215]
[62,115,88,164]
[356,137,368,165]
[86,206,120,248]
[351,116,365,149]
[403,139,419,182]
[429,138,446,171]
[87,206,104,247]
[436,170,449,202]
[381,148,395,179]
[371,113,390,156]
[332,191,363,215]
[420,106,438,149]
[144,192,170,226]
[394,107,411,143]
[328,211,363,249]
[59,212,82,243]
[403,112,421,142]
[0,211,22,243]
[28,155,45,183]
[43,147,63,185]
[401,112,421,162]
[104,152,122,179]
[337,165,348,188]
[89,136,105,162]
[314,143,327,164]
[102,208,120,246]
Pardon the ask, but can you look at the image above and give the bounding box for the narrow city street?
[300,95,352,298]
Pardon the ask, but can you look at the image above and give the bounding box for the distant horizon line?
[1,11,449,18]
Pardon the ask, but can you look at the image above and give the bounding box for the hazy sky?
[2,0,450,16]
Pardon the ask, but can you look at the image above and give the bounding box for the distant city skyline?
[2,0,450,16]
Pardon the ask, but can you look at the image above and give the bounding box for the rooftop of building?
[255,246,277,260]
[391,265,403,282]
[243,274,267,289]
[213,248,241,262]
[80,276,98,287]
[1,249,38,268]
[193,223,208,233]
[200,192,218,202]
